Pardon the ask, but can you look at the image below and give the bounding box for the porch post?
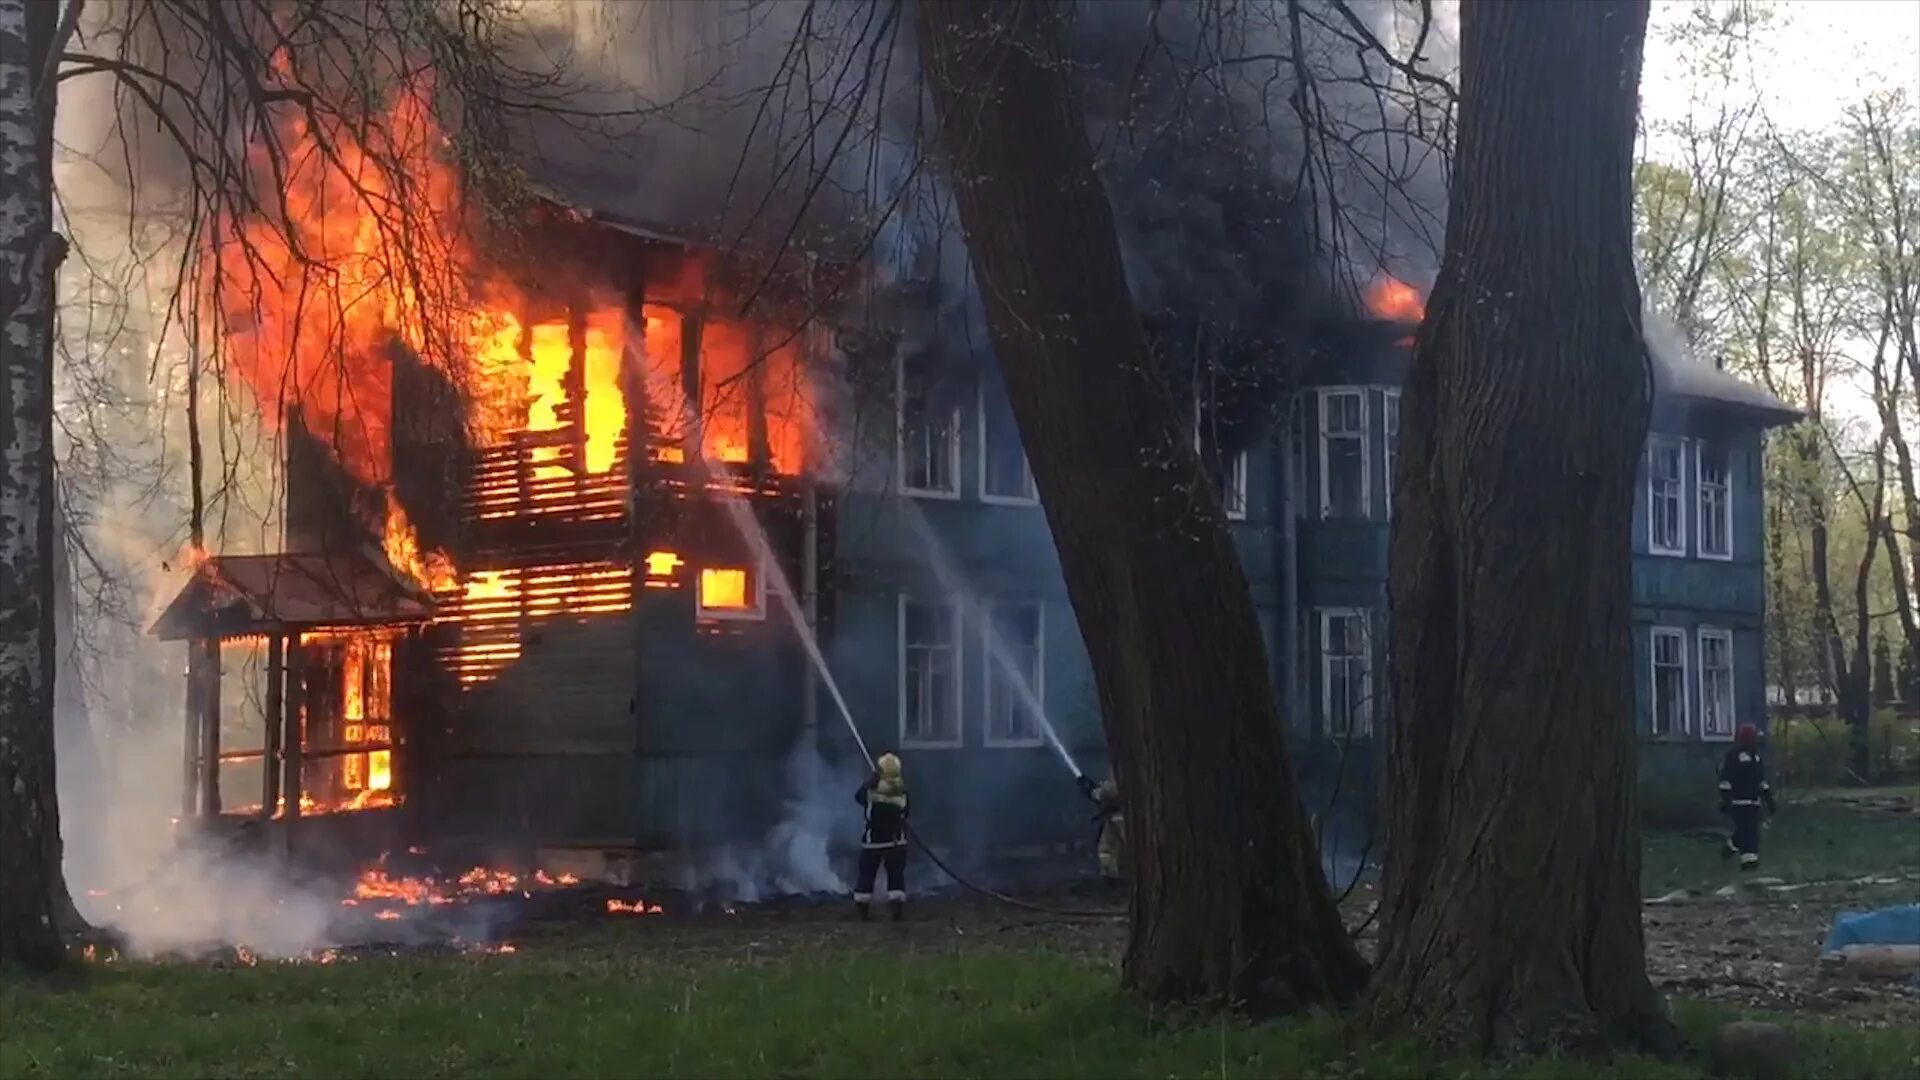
[181,640,202,819]
[262,632,284,823]
[282,642,304,856]
[200,637,221,814]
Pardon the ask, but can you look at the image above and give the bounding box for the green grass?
[1640,792,1920,895]
[3,944,1917,1079]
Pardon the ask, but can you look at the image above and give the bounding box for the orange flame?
[606,899,664,915]
[1366,275,1425,324]
[215,82,815,606]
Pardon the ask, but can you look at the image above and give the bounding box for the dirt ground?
[495,872,1920,1029]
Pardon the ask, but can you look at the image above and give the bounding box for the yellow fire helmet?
[876,752,903,779]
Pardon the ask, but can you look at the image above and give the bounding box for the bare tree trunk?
[1361,0,1670,1055]
[1768,497,1800,705]
[915,0,1365,1011]
[0,0,72,972]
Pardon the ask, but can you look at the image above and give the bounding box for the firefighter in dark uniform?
[854,752,909,921]
[1077,773,1124,879]
[1719,724,1776,870]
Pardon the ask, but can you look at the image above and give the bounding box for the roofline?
[1666,391,1805,429]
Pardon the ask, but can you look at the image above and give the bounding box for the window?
[900,596,962,747]
[1223,450,1249,520]
[697,563,766,620]
[1699,628,1735,739]
[1320,609,1373,738]
[1648,438,1686,555]
[1698,443,1732,560]
[1383,389,1401,513]
[978,384,1037,503]
[1319,389,1368,519]
[1650,626,1690,737]
[982,600,1044,746]
[898,351,960,497]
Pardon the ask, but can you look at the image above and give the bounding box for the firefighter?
[854,752,909,921]
[1718,724,1776,871]
[1077,773,1124,879]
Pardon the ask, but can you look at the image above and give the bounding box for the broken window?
[979,383,1037,503]
[1319,389,1367,519]
[697,563,765,620]
[1651,626,1689,737]
[899,349,961,497]
[983,600,1044,746]
[1320,609,1373,738]
[1191,397,1250,521]
[901,596,962,746]
[1648,437,1685,555]
[1698,443,1732,559]
[1699,627,1735,739]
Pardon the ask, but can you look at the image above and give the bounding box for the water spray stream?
[895,499,1084,779]
[631,342,874,770]
[709,489,871,768]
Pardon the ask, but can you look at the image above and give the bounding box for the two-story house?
[832,312,1799,859]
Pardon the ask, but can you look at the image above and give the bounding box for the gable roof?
[149,552,433,641]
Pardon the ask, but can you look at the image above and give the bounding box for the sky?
[1641,0,1920,138]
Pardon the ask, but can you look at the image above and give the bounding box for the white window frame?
[1647,436,1687,557]
[1383,388,1402,514]
[694,557,768,622]
[977,383,1038,506]
[1696,442,1733,561]
[898,593,964,749]
[980,599,1046,748]
[1318,388,1370,520]
[1698,627,1736,740]
[1319,608,1373,739]
[896,350,961,499]
[1650,625,1691,738]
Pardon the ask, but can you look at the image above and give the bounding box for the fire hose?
[903,820,1124,919]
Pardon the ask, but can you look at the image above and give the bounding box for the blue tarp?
[1821,904,1920,954]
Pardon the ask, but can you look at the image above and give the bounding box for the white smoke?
[682,742,865,905]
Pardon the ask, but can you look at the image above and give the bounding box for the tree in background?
[1634,1,1917,765]
[914,0,1366,1010]
[1361,0,1669,1053]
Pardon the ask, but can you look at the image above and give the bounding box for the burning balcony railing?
[433,561,636,686]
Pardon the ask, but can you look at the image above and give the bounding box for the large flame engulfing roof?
[213,84,812,596]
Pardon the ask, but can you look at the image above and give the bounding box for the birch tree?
[1,0,76,972]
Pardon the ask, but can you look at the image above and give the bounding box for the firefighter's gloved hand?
[1078,775,1098,800]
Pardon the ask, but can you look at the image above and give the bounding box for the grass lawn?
[6,791,1917,1079]
[4,942,1918,1080]
[1640,787,1920,896]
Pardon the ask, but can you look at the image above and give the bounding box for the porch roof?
[148,552,433,641]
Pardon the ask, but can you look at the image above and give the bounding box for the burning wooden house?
[150,91,1800,887]
[154,169,850,872]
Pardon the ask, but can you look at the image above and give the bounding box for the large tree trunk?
[1360,0,1670,1054]
[0,0,71,972]
[915,0,1366,1011]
